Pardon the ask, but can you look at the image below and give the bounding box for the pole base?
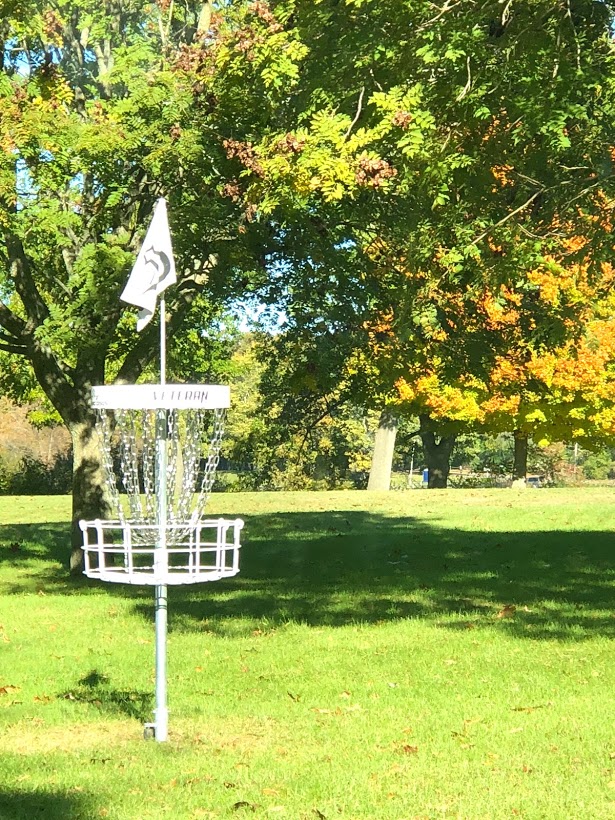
[143,715,168,742]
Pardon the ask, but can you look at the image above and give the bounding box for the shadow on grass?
[0,788,96,819]
[60,670,152,721]
[0,522,69,565]
[1,510,614,641]
[0,522,109,596]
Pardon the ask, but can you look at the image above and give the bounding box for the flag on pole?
[121,198,177,331]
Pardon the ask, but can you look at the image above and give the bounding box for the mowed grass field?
[1,488,615,820]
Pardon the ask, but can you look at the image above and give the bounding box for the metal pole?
[153,296,168,742]
[160,296,167,388]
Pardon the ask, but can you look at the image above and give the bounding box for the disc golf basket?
[79,383,243,742]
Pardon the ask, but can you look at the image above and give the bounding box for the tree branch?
[0,342,27,355]
[417,0,468,32]
[344,86,365,139]
[5,233,51,329]
[469,189,543,246]
[0,326,26,349]
[0,300,27,340]
[456,55,472,101]
[2,233,78,420]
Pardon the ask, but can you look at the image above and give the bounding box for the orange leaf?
[496,605,516,619]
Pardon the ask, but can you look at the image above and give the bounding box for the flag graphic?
[121,198,177,331]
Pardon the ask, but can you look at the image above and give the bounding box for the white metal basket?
[79,383,244,586]
[80,517,243,585]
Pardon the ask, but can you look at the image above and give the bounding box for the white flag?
[121,198,177,331]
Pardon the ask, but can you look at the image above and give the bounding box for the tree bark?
[419,415,455,489]
[367,409,398,490]
[512,429,528,488]
[68,414,113,574]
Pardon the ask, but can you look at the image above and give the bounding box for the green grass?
[1,488,615,819]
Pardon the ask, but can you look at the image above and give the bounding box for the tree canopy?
[210,0,615,480]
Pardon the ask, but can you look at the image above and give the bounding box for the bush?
[2,452,72,495]
[581,451,614,481]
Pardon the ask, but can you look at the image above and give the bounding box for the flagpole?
[160,295,167,386]
[154,295,168,742]
[119,198,174,742]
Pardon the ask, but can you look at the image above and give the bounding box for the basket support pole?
[153,581,168,741]
[153,382,169,740]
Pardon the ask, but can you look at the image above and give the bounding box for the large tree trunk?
[419,415,456,489]
[367,409,398,490]
[68,414,113,574]
[511,429,528,488]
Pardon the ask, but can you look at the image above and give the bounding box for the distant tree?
[580,450,614,481]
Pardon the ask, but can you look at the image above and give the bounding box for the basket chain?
[193,407,226,523]
[96,405,227,532]
[97,409,124,522]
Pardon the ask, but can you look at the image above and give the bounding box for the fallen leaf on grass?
[451,731,473,748]
[232,801,256,812]
[33,695,53,703]
[511,702,552,713]
[401,744,419,755]
[0,685,20,696]
[496,605,516,619]
[287,691,301,702]
[313,810,326,819]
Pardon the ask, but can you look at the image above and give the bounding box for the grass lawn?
[1,487,615,819]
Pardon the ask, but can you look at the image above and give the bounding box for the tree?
[367,409,398,491]
[0,0,268,570]
[207,0,615,487]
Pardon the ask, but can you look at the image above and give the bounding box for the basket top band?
[91,384,230,410]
